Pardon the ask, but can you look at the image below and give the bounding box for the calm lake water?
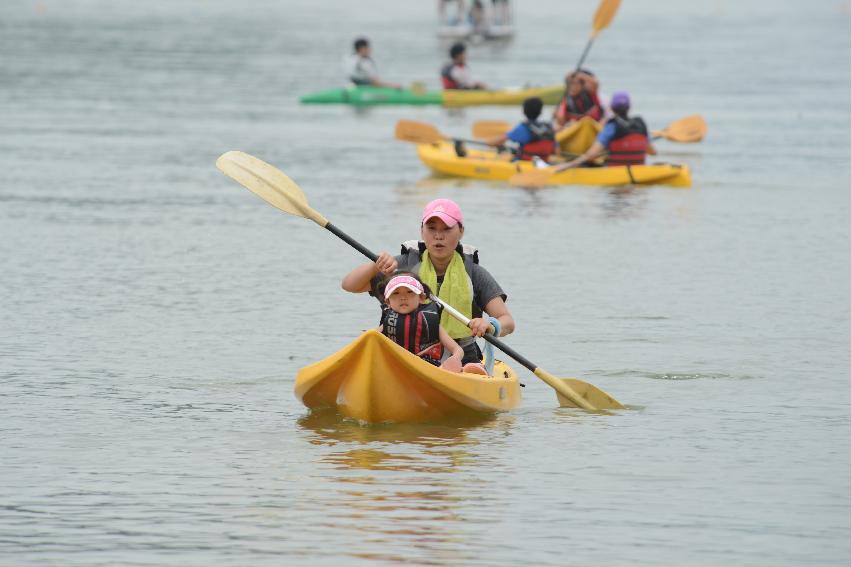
[2,0,851,565]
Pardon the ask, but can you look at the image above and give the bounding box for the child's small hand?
[374,252,398,275]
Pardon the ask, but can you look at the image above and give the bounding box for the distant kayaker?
[341,198,514,371]
[441,42,487,90]
[468,0,487,34]
[344,37,401,89]
[377,272,465,371]
[485,96,557,162]
[553,91,655,170]
[552,69,608,130]
[439,0,467,26]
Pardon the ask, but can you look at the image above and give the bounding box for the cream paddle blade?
[472,120,512,139]
[394,120,445,144]
[216,151,328,227]
[556,378,624,409]
[653,115,707,143]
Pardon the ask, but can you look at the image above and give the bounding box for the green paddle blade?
[216,151,328,226]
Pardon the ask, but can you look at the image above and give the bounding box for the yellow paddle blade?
[509,166,560,188]
[472,120,512,139]
[556,378,624,410]
[591,0,621,38]
[653,115,707,143]
[395,119,444,144]
[532,368,596,410]
[216,151,329,227]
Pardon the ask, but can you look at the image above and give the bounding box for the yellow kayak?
[443,84,563,107]
[556,116,602,155]
[415,141,692,188]
[295,330,522,423]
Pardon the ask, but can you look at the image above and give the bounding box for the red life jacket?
[441,62,461,89]
[518,120,557,161]
[556,90,603,122]
[380,302,444,366]
[606,116,650,166]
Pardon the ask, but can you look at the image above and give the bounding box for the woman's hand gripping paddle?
[216,151,624,411]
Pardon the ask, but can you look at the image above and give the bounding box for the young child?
[485,96,557,163]
[378,272,465,372]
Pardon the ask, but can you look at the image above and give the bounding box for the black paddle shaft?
[575,38,594,72]
[324,221,540,376]
[325,223,377,263]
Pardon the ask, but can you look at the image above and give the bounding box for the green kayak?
[300,86,442,106]
[300,85,563,107]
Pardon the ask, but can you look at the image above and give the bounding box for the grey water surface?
[2,0,851,565]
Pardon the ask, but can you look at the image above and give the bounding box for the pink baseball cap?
[384,275,424,299]
[421,198,463,227]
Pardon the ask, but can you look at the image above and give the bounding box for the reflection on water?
[296,410,515,564]
[298,408,506,452]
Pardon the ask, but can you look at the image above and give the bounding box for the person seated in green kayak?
[344,37,401,89]
[485,96,557,163]
[342,198,513,372]
[441,42,487,90]
[552,69,607,131]
[552,91,656,170]
[376,272,465,371]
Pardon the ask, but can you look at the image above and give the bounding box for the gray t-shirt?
[371,250,507,318]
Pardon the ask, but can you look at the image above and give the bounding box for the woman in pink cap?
[342,198,515,371]
[377,272,464,370]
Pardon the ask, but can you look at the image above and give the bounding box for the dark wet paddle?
[216,150,624,411]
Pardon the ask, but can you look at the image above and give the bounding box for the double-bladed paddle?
[216,150,623,411]
[395,119,499,150]
[475,114,706,145]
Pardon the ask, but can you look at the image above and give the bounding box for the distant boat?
[437,0,515,40]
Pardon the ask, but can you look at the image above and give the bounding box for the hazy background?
[2,1,850,565]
